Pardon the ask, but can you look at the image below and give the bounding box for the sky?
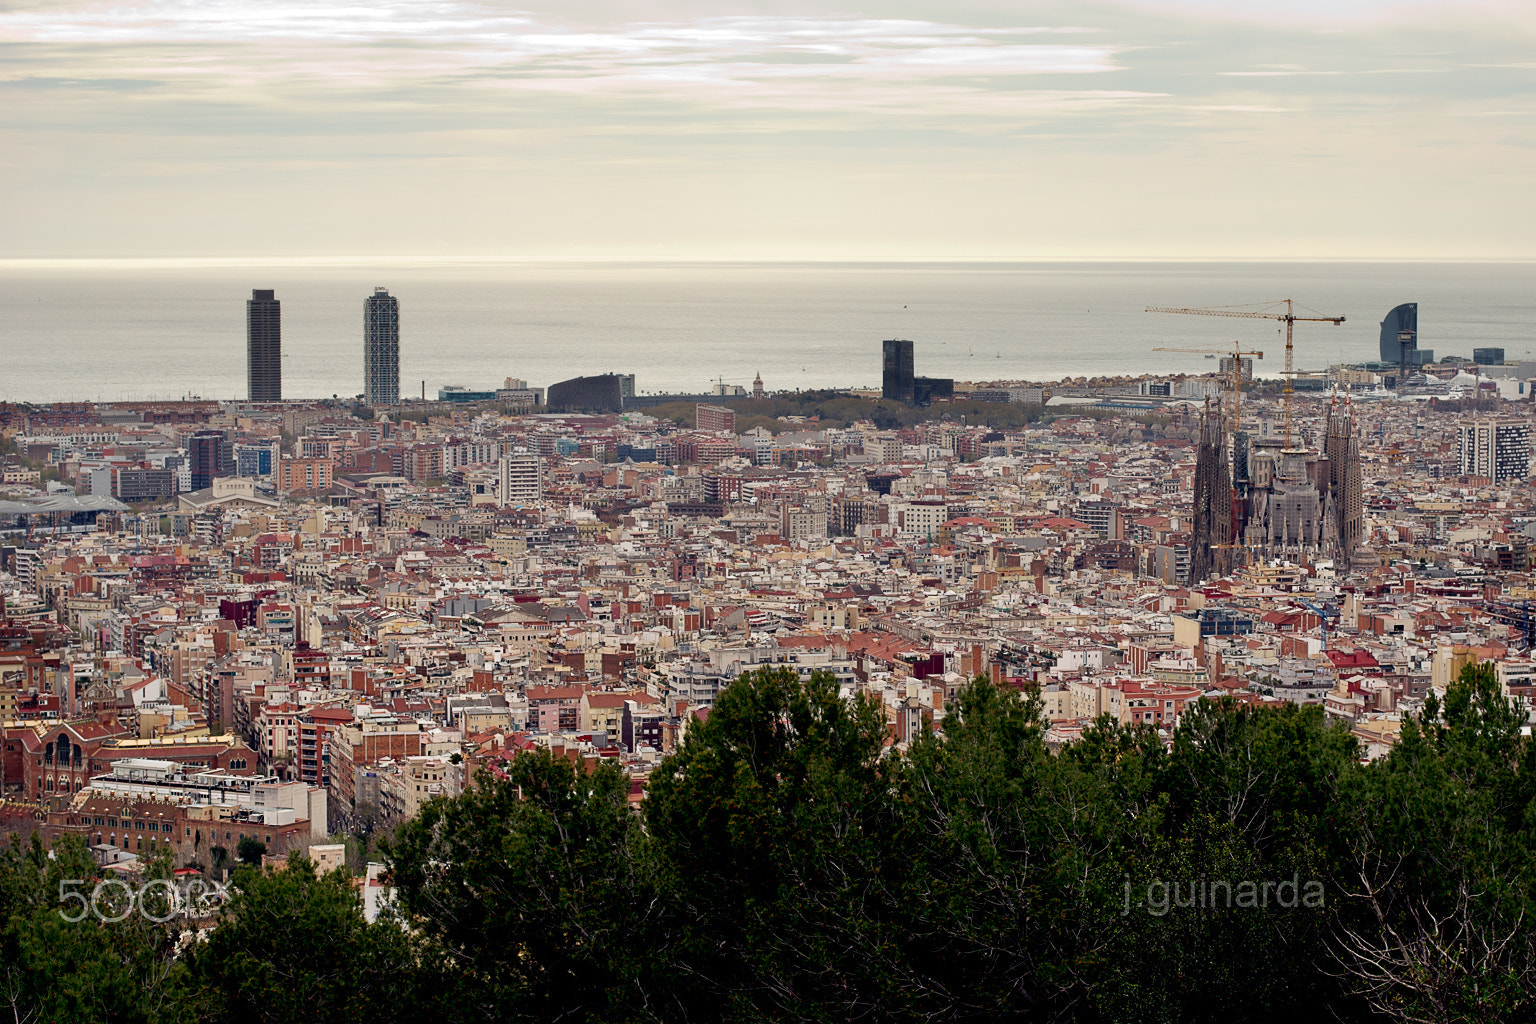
[2,0,1534,260]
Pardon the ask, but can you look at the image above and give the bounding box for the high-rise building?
[364,287,400,405]
[882,340,915,403]
[188,430,228,491]
[1378,302,1433,369]
[247,289,282,402]
[1458,418,1531,482]
[1378,302,1416,363]
[881,339,951,406]
[498,453,543,506]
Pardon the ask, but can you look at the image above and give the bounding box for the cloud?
[2,1,1533,258]
[0,6,1145,127]
[1189,104,1297,111]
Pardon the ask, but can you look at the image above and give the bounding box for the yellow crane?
[1151,344,1264,430]
[1147,300,1345,447]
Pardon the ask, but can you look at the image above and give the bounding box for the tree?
[894,676,1092,1019]
[0,834,193,1023]
[643,666,908,1021]
[386,748,653,1022]
[235,837,266,866]
[1088,698,1357,1024]
[190,853,434,1024]
[1327,661,1536,1023]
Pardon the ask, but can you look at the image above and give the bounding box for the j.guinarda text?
[1124,874,1325,916]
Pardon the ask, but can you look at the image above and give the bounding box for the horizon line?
[4,255,1536,270]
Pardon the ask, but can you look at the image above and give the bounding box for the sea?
[1,260,1533,405]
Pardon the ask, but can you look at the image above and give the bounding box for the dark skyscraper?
[1377,302,1418,364]
[247,289,281,401]
[364,287,400,405]
[188,429,228,491]
[546,374,625,412]
[882,339,914,403]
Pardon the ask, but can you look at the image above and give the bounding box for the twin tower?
[245,287,400,405]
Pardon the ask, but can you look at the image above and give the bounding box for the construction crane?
[1151,343,1264,430]
[1147,300,1345,447]
[1296,597,1337,651]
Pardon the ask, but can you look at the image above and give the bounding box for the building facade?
[233,441,277,477]
[1378,302,1421,364]
[188,430,229,492]
[883,339,915,403]
[364,287,400,405]
[499,453,543,506]
[1458,418,1531,482]
[696,404,735,433]
[246,289,282,402]
[277,457,334,494]
[116,468,177,503]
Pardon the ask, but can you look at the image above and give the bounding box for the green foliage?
[894,678,1091,1017]
[385,748,651,1022]
[0,834,193,1023]
[644,666,901,1020]
[235,836,267,865]
[5,662,1534,1022]
[1326,661,1536,1023]
[643,392,1045,433]
[1090,699,1358,1024]
[189,852,433,1024]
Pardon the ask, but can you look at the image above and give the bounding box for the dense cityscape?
[0,286,1532,1021]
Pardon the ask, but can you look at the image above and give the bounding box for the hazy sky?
[3,0,1533,259]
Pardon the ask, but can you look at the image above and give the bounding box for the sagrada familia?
[1191,393,1374,584]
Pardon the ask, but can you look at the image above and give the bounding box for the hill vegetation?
[1,662,1531,1023]
[647,391,1047,432]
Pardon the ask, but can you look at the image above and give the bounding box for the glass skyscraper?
[364,287,400,405]
[246,289,282,402]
